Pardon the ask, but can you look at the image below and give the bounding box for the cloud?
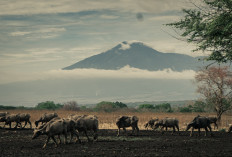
[0,0,193,16]
[9,31,31,36]
[119,42,131,50]
[9,27,66,39]
[0,65,195,84]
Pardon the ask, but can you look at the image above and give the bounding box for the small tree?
[63,101,80,111]
[195,66,232,122]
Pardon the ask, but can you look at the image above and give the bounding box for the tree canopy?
[167,0,232,63]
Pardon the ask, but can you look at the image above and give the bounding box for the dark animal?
[18,113,32,129]
[2,114,22,129]
[144,118,159,130]
[153,118,179,134]
[116,116,139,136]
[74,115,98,141]
[35,113,58,127]
[32,118,80,149]
[186,116,213,137]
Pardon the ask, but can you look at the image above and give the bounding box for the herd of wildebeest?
[0,112,232,149]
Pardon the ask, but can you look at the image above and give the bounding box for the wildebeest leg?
[93,129,98,141]
[172,126,176,135]
[43,136,50,149]
[23,121,27,128]
[214,122,218,130]
[84,130,90,142]
[28,120,32,129]
[135,126,139,135]
[14,122,18,129]
[73,130,81,143]
[58,135,62,144]
[161,126,164,135]
[51,136,59,147]
[204,127,208,136]
[117,127,120,136]
[176,124,180,134]
[131,126,135,135]
[190,127,194,137]
[198,128,201,136]
[207,125,213,136]
[64,133,67,144]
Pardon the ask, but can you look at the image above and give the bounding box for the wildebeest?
[144,118,159,130]
[153,118,179,134]
[74,115,99,141]
[18,113,32,129]
[35,113,58,127]
[32,118,80,149]
[116,116,139,136]
[186,116,213,137]
[1,114,22,129]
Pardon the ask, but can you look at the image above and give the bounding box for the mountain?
[63,41,202,71]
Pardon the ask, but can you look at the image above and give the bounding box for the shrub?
[35,101,63,110]
[138,104,154,110]
[94,101,128,112]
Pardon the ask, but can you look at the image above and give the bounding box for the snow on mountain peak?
[119,40,143,50]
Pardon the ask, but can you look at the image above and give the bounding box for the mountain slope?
[63,41,202,71]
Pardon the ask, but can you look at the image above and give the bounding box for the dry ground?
[0,128,232,156]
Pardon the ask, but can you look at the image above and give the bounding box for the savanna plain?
[1,110,232,156]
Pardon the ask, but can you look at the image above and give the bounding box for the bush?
[154,103,173,112]
[35,101,63,110]
[138,104,154,110]
[179,106,192,112]
[94,101,128,112]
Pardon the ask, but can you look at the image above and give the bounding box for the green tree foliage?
[95,101,128,112]
[138,104,154,110]
[0,105,16,110]
[138,103,173,112]
[167,0,232,63]
[178,101,206,112]
[35,101,63,110]
[114,101,128,108]
[154,103,173,112]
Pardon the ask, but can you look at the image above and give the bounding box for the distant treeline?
[0,100,212,113]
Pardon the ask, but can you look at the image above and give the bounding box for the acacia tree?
[167,0,232,63]
[195,66,232,122]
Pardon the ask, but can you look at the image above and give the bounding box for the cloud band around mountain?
[0,65,195,85]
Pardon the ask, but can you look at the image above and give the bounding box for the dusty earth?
[0,128,232,157]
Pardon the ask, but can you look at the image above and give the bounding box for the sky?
[0,0,204,106]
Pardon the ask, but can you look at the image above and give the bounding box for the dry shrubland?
[0,110,232,130]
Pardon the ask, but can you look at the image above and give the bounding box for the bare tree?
[195,66,232,122]
[63,101,80,111]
